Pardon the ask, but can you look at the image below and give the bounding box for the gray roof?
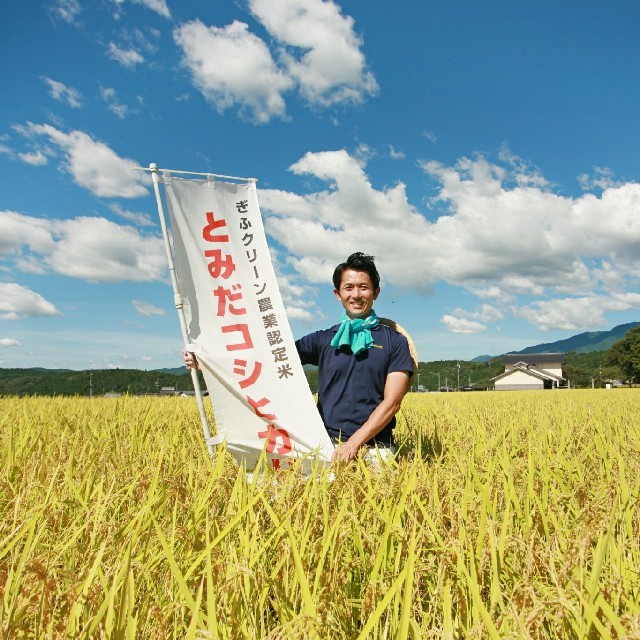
[492,362,565,382]
[502,352,564,365]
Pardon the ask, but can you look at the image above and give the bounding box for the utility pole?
[457,361,461,391]
[599,365,602,389]
[89,372,93,398]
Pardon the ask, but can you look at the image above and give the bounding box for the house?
[159,386,177,396]
[492,353,565,391]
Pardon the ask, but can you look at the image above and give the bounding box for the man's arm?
[332,370,410,462]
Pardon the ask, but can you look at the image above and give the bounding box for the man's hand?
[183,349,200,371]
[331,440,360,463]
[330,371,409,464]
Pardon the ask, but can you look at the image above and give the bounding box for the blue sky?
[1,0,640,370]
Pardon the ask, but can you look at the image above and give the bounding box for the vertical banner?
[162,173,334,470]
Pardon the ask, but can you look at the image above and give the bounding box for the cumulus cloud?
[248,0,377,107]
[132,299,166,316]
[18,123,148,197]
[441,315,486,334]
[277,271,320,322]
[174,20,292,124]
[174,1,376,121]
[0,338,23,347]
[0,210,166,283]
[514,294,640,331]
[440,304,503,334]
[107,42,144,67]
[42,77,82,108]
[0,283,60,320]
[259,149,640,331]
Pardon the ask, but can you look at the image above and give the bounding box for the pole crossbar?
[134,164,256,183]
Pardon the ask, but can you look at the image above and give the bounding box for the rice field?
[1,390,639,639]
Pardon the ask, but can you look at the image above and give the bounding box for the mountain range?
[472,321,639,362]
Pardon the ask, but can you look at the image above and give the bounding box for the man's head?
[333,252,380,318]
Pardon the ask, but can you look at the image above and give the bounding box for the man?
[186,252,413,463]
[296,252,413,462]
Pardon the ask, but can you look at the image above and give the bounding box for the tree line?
[1,326,638,396]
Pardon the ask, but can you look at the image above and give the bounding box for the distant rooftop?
[502,353,565,365]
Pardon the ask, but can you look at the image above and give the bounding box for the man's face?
[334,269,380,319]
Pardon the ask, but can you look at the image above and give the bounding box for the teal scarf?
[330,311,380,355]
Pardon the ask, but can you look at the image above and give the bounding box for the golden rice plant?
[1,390,639,638]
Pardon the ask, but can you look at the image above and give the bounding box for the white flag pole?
[149,162,215,458]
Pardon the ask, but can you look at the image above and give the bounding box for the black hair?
[332,252,380,291]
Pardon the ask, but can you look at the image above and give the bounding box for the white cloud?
[514,294,640,331]
[277,272,319,322]
[174,20,292,124]
[388,145,405,160]
[174,1,376,121]
[50,0,81,24]
[20,123,148,197]
[260,149,640,331]
[107,42,144,67]
[100,87,133,118]
[41,77,82,108]
[132,299,166,316]
[131,0,170,18]
[0,211,166,283]
[45,217,165,282]
[110,203,154,227]
[578,166,623,191]
[18,150,48,166]
[475,304,503,322]
[440,304,502,335]
[441,315,486,334]
[111,0,171,18]
[0,283,60,320]
[498,145,548,188]
[0,210,55,257]
[452,304,503,324]
[423,131,438,143]
[248,0,377,107]
[0,338,23,347]
[467,285,514,303]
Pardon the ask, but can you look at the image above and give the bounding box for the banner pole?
[149,162,215,458]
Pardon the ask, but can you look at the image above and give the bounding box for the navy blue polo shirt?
[295,323,414,446]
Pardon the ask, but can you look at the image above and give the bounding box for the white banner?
[162,173,333,470]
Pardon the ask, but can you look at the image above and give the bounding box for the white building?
[492,353,565,391]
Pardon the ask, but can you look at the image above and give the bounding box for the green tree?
[606,325,640,385]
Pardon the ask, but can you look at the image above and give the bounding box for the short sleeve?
[295,331,321,366]
[388,333,414,376]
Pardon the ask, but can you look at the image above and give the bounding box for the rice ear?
[379,316,419,373]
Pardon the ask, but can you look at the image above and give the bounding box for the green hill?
[514,322,639,355]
